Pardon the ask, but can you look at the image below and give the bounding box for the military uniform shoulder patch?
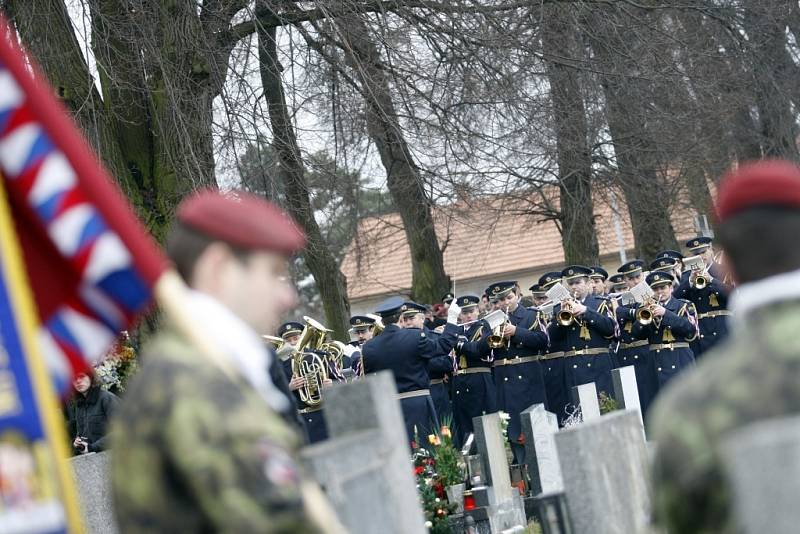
[256,437,300,489]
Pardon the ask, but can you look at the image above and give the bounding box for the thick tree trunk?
[743,1,799,160]
[586,9,678,261]
[9,0,224,241]
[6,0,131,194]
[542,6,599,266]
[337,15,450,304]
[258,21,351,339]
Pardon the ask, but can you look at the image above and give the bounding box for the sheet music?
[683,255,705,272]
[545,282,572,303]
[538,302,556,315]
[629,281,654,304]
[482,309,507,330]
[618,291,636,306]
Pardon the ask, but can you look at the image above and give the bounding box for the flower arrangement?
[412,425,465,533]
[94,332,137,394]
[598,391,619,414]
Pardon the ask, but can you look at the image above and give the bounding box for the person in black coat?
[451,295,495,447]
[66,372,120,455]
[362,296,462,444]
[486,280,548,464]
[632,272,698,388]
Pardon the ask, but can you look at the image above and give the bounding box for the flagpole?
[0,179,84,533]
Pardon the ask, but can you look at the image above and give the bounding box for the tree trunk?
[586,8,678,261]
[258,20,351,339]
[8,0,226,241]
[336,15,450,304]
[6,0,131,195]
[743,1,799,160]
[542,6,599,266]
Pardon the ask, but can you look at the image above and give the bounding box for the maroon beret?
[716,159,800,223]
[177,189,305,254]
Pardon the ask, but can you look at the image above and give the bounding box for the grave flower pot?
[446,483,466,513]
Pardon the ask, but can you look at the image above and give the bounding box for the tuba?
[262,335,285,352]
[321,340,347,373]
[291,316,331,407]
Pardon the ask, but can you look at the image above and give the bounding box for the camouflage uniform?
[649,300,800,533]
[111,327,320,533]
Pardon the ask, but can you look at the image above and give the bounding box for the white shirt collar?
[730,267,800,327]
[188,291,290,413]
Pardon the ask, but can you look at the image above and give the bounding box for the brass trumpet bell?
[488,328,507,349]
[557,309,574,327]
[694,275,708,289]
[636,306,654,326]
[558,299,575,326]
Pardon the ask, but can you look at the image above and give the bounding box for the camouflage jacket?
[110,326,320,534]
[649,298,800,533]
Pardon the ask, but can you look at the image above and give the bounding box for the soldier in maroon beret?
[650,160,800,534]
[112,190,337,533]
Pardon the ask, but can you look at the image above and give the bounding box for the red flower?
[414,466,425,475]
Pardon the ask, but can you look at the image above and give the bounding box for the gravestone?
[721,415,800,534]
[302,372,426,534]
[611,366,643,429]
[472,413,527,532]
[69,451,118,534]
[555,410,651,534]
[570,382,601,422]
[520,403,563,495]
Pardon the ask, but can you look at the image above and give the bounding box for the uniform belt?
[698,310,732,319]
[299,406,322,414]
[650,342,690,351]
[398,389,431,400]
[542,351,565,360]
[455,367,491,375]
[430,378,445,385]
[563,347,608,357]
[619,340,649,350]
[493,355,540,366]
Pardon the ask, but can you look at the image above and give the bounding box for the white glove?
[343,344,358,357]
[447,301,462,324]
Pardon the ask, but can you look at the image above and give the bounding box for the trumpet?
[291,316,331,407]
[636,296,663,326]
[694,273,709,289]
[488,308,511,349]
[684,255,710,289]
[558,297,576,326]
